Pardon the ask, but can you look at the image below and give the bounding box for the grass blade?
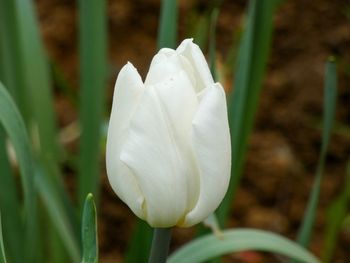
[208,7,220,81]
[125,221,153,263]
[35,165,81,262]
[81,194,98,263]
[78,0,107,208]
[0,129,23,263]
[216,0,276,226]
[0,82,80,262]
[157,0,178,49]
[323,161,350,262]
[168,229,320,263]
[15,1,80,260]
[0,82,35,262]
[16,0,59,163]
[297,59,337,247]
[0,212,7,263]
[0,0,30,120]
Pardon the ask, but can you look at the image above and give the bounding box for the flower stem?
[148,228,172,263]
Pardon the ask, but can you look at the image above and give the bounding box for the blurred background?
[2,0,350,262]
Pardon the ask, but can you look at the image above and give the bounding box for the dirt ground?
[35,0,350,262]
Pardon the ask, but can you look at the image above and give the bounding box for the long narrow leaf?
[126,221,153,263]
[216,0,276,226]
[157,0,178,49]
[0,0,29,119]
[0,82,79,262]
[168,229,320,263]
[297,59,337,246]
[0,128,22,263]
[208,8,219,81]
[78,0,107,208]
[15,1,79,260]
[323,161,350,262]
[0,213,7,263]
[16,0,59,162]
[81,194,98,263]
[0,82,35,262]
[35,166,81,262]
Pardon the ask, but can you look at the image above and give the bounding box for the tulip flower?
[106,39,231,228]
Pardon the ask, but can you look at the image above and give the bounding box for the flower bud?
[106,39,231,227]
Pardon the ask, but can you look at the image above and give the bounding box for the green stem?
[148,228,172,263]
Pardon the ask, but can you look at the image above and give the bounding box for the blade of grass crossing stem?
[0,83,79,262]
[168,229,320,263]
[297,59,337,247]
[0,82,36,262]
[126,1,178,262]
[216,0,276,226]
[78,0,107,208]
[81,194,98,263]
[126,221,153,263]
[0,128,23,263]
[0,212,7,263]
[1,0,76,216]
[15,1,79,260]
[323,161,350,263]
[16,0,59,163]
[35,165,81,262]
[0,22,23,263]
[157,0,178,49]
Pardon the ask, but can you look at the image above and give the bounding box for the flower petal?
[154,70,200,215]
[106,62,146,219]
[144,48,178,85]
[182,83,231,227]
[176,39,214,92]
[120,88,185,227]
[144,48,196,89]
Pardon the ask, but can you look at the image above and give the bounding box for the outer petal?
[181,83,231,227]
[106,62,146,219]
[154,71,200,215]
[176,39,214,92]
[145,48,196,89]
[120,71,198,227]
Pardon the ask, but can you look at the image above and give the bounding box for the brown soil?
[36,0,350,262]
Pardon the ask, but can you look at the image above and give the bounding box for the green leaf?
[0,0,29,119]
[297,59,337,247]
[208,7,220,81]
[7,0,79,260]
[78,0,108,208]
[0,212,7,263]
[81,194,98,263]
[157,0,178,49]
[323,161,350,262]
[0,128,23,263]
[125,220,153,263]
[35,165,81,262]
[16,0,59,161]
[0,83,80,262]
[168,229,320,263]
[0,82,36,262]
[216,0,276,226]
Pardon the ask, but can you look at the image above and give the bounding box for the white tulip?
[106,39,231,228]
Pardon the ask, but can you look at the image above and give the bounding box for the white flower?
[106,39,231,227]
